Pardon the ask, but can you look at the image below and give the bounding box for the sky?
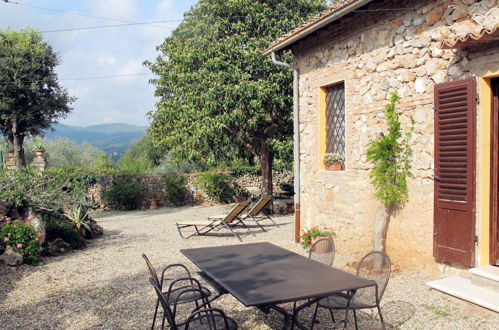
[0,0,199,127]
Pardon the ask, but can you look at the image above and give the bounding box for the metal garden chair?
[291,237,336,328]
[149,278,238,330]
[142,253,212,329]
[308,237,336,266]
[184,307,238,330]
[310,251,391,330]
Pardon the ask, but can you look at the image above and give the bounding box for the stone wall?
[87,170,294,210]
[292,0,498,273]
[234,170,294,194]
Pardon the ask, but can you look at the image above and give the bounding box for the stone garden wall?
[292,0,498,273]
[87,170,294,210]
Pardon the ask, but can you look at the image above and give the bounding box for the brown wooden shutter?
[434,77,476,267]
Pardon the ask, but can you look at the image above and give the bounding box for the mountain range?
[45,123,147,156]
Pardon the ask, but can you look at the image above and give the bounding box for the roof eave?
[439,24,499,49]
[263,0,374,56]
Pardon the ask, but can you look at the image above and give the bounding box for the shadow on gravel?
[276,299,415,330]
[0,263,29,307]
[0,271,153,329]
[0,261,415,330]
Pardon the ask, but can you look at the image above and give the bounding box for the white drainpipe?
[271,52,301,242]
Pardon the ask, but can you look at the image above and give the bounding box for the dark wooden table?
[181,242,375,329]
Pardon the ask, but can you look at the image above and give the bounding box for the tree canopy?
[0,28,74,167]
[146,0,327,196]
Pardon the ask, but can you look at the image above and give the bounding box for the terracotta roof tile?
[264,0,369,54]
[440,24,499,49]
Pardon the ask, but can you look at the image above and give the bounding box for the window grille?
[325,83,345,165]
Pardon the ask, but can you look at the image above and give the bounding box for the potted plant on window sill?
[323,152,342,171]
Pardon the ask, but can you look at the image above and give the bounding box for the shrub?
[104,176,144,210]
[197,173,234,203]
[0,166,95,215]
[44,166,98,202]
[231,166,260,177]
[279,183,294,194]
[45,221,85,249]
[0,217,43,264]
[164,176,187,205]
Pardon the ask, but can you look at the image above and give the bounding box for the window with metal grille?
[325,83,345,166]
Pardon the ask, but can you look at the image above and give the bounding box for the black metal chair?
[184,307,238,330]
[310,251,391,330]
[308,237,335,266]
[149,278,238,330]
[291,237,336,328]
[142,253,212,329]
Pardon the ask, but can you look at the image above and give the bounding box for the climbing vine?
[366,92,414,207]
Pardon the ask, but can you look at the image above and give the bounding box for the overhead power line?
[40,20,182,33]
[2,0,424,34]
[0,73,153,85]
[1,0,181,30]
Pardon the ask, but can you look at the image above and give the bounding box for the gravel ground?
[1,204,498,329]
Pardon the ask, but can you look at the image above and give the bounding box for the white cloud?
[90,0,139,21]
[157,0,174,16]
[97,57,117,66]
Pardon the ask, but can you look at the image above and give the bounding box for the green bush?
[45,221,85,249]
[197,173,234,203]
[0,218,43,264]
[0,165,95,214]
[104,176,144,210]
[231,166,260,177]
[279,183,294,194]
[44,166,98,201]
[164,176,187,205]
[272,159,293,172]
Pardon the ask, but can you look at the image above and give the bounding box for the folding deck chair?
[240,196,278,231]
[176,201,251,242]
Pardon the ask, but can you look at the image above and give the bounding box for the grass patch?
[423,304,453,317]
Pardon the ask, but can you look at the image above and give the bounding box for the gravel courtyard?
[1,204,498,329]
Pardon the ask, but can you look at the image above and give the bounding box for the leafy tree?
[89,153,116,173]
[146,0,327,197]
[118,134,167,173]
[44,137,106,168]
[366,92,414,254]
[0,28,74,168]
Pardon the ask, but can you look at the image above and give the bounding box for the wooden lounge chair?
[240,196,277,231]
[176,201,251,242]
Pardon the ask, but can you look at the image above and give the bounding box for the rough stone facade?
[292,0,498,273]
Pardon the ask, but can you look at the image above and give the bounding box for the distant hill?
[44,123,147,157]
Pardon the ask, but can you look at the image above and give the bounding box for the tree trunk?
[373,204,392,268]
[373,205,391,252]
[259,140,273,198]
[10,120,26,168]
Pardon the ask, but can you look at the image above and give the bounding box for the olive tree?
[0,28,74,168]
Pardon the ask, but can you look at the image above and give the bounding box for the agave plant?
[64,206,91,233]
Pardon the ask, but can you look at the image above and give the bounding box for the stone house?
[264,0,498,278]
